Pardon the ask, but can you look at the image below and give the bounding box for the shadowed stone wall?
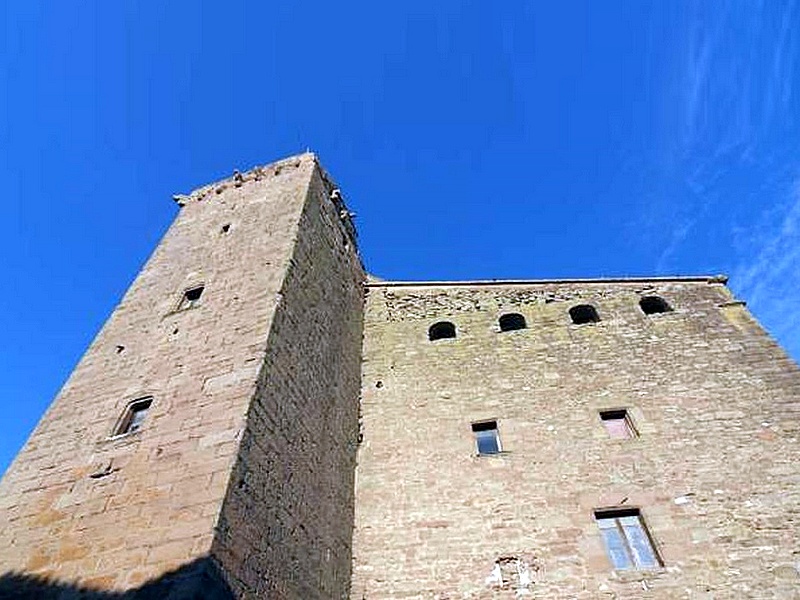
[0,557,232,600]
[353,278,800,598]
[211,162,364,598]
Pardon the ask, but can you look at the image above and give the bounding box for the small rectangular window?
[595,508,661,570]
[471,420,501,455]
[599,409,637,439]
[114,397,153,436]
[177,285,204,311]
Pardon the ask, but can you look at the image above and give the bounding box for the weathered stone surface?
[211,160,364,599]
[353,280,800,599]
[0,153,364,598]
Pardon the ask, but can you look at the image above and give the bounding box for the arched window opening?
[639,296,672,315]
[428,321,456,341]
[569,304,600,325]
[499,313,527,332]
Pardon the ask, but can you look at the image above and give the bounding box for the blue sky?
[1,1,798,474]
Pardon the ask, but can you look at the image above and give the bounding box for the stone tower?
[0,154,365,598]
[2,153,800,599]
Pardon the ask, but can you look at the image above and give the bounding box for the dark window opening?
[639,296,672,315]
[599,409,637,439]
[595,508,661,570]
[178,285,204,310]
[499,313,527,332]
[569,304,600,324]
[429,321,456,341]
[472,420,501,455]
[114,397,153,436]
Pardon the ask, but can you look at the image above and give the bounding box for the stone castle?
[1,153,798,599]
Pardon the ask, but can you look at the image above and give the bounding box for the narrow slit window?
[428,321,456,341]
[569,304,600,324]
[114,397,153,436]
[499,313,527,332]
[595,508,661,570]
[471,420,501,455]
[178,285,204,311]
[599,409,637,439]
[639,296,672,315]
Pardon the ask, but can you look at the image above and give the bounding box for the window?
[595,509,661,570]
[428,321,456,341]
[639,296,672,315]
[599,409,637,439]
[569,304,600,324]
[114,397,153,436]
[499,313,526,332]
[177,285,204,311]
[471,420,501,455]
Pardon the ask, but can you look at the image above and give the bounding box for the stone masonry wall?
[211,163,365,599]
[0,154,327,595]
[353,279,800,599]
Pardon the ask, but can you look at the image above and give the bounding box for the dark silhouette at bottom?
[0,557,234,600]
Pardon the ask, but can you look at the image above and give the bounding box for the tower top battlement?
[172,152,318,205]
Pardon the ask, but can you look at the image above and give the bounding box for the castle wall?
[0,154,349,596]
[3,150,800,599]
[353,279,800,598]
[211,164,365,598]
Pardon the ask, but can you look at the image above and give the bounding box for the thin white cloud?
[683,30,713,147]
[655,218,695,273]
[765,0,798,118]
[731,178,800,358]
[652,2,800,361]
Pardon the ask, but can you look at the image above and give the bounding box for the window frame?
[111,397,154,438]
[594,508,662,571]
[599,408,638,439]
[471,419,502,456]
